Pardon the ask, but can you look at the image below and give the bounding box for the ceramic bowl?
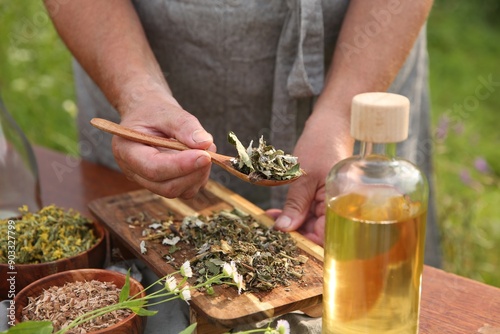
[0,220,107,299]
[14,268,146,333]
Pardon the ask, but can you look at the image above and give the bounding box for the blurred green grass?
[0,1,78,154]
[427,1,500,286]
[1,1,499,286]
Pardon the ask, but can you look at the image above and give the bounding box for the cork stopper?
[350,92,410,143]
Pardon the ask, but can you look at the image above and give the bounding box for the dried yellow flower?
[0,205,98,264]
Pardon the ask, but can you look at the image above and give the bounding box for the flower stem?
[47,263,250,334]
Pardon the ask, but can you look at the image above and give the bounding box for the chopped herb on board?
[136,208,308,292]
[228,132,303,183]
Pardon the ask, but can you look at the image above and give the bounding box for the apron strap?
[270,0,324,207]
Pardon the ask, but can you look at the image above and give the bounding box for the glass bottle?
[323,92,428,334]
[0,96,42,219]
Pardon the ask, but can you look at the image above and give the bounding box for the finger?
[120,104,214,151]
[158,111,213,150]
[113,136,211,178]
[274,175,316,232]
[297,215,325,246]
[265,209,282,220]
[113,138,212,198]
[115,144,212,199]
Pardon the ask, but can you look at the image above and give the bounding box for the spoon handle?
[90,118,302,187]
[90,118,190,151]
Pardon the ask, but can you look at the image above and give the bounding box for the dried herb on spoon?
[228,132,303,183]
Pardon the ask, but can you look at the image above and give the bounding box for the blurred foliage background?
[1,1,499,286]
[426,0,500,286]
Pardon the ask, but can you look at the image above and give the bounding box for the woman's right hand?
[112,94,215,199]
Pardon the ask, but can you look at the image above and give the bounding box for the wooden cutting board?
[88,179,324,329]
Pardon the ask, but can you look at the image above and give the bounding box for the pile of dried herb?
[22,280,131,333]
[138,208,308,292]
[228,132,303,182]
[0,205,98,264]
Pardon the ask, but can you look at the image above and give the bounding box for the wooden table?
[35,146,500,334]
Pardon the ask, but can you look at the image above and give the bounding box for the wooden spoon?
[90,118,301,187]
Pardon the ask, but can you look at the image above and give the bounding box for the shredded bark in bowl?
[22,280,131,333]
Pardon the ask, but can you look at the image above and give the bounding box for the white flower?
[222,261,244,294]
[222,262,234,277]
[139,240,147,254]
[276,320,290,334]
[180,288,191,304]
[230,261,238,274]
[165,276,178,292]
[180,261,193,278]
[233,273,245,295]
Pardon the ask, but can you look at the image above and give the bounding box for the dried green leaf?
[204,260,220,275]
[178,209,303,291]
[228,131,253,171]
[228,132,303,181]
[169,244,180,254]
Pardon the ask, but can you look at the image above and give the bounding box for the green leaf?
[129,307,158,317]
[119,270,131,303]
[1,321,53,334]
[178,323,197,334]
[124,300,146,308]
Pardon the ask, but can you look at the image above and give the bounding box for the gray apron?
[73,2,441,331]
[75,0,349,209]
[75,0,427,204]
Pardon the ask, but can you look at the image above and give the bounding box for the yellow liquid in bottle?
[323,186,426,334]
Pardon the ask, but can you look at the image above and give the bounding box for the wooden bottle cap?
[350,92,410,143]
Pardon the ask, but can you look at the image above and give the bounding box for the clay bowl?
[14,268,147,333]
[0,220,107,299]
